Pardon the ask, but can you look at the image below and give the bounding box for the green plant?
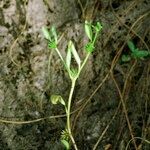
[42,21,102,150]
[121,40,150,62]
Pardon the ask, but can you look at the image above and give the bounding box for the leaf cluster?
[42,21,102,80]
[84,21,102,52]
[42,26,58,49]
[122,40,150,62]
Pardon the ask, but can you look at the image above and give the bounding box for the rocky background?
[0,0,150,149]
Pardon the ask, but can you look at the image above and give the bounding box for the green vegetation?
[42,21,102,150]
[121,40,150,62]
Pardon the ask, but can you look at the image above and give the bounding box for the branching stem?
[66,52,91,150]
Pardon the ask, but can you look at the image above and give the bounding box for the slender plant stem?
[92,31,98,45]
[67,78,78,150]
[78,52,90,74]
[55,48,65,64]
[66,52,91,150]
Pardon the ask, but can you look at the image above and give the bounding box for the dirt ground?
[0,0,150,149]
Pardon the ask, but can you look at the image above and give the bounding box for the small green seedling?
[42,21,102,150]
[122,40,150,62]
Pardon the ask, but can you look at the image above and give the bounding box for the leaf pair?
[122,40,150,62]
[42,26,58,44]
[66,41,81,77]
[84,21,102,53]
[128,40,150,58]
[85,20,102,41]
[50,95,66,106]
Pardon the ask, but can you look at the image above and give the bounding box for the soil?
[0,0,150,150]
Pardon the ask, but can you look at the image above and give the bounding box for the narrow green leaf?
[59,98,66,106]
[51,26,58,43]
[50,95,65,106]
[132,49,150,58]
[85,20,93,41]
[42,27,51,41]
[69,41,81,68]
[127,40,136,52]
[66,42,72,70]
[61,139,70,150]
